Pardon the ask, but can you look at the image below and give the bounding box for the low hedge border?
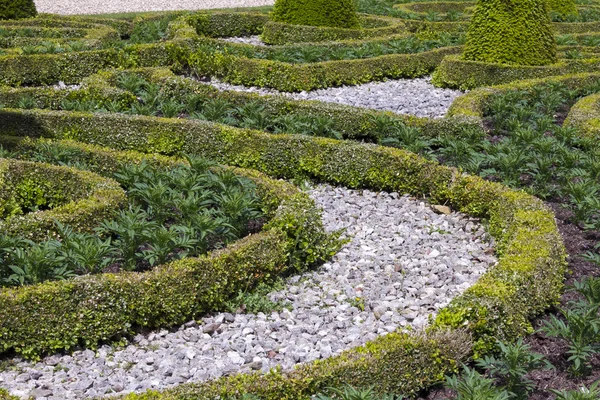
[0,109,566,398]
[0,136,338,360]
[432,54,600,90]
[447,72,600,119]
[0,157,126,241]
[259,14,405,45]
[91,66,485,141]
[0,66,483,145]
[0,109,567,356]
[0,14,133,36]
[190,45,462,91]
[393,1,474,18]
[564,92,600,138]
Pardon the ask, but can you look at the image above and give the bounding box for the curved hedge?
[0,138,338,359]
[432,54,600,89]
[0,108,567,353]
[0,158,126,241]
[271,0,360,29]
[260,15,405,44]
[0,105,568,397]
[564,92,600,138]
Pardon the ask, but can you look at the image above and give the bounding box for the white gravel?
[0,185,496,399]
[34,0,274,15]
[200,76,463,118]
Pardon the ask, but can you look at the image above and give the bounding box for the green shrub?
[463,0,557,66]
[547,0,578,17]
[271,0,360,29]
[0,0,37,20]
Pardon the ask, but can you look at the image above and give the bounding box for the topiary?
[547,0,578,17]
[463,0,557,66]
[271,0,360,29]
[0,0,37,20]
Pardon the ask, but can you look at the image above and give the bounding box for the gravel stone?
[199,76,463,118]
[0,185,496,398]
[34,0,275,15]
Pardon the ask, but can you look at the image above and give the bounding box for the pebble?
[199,75,463,118]
[0,185,496,398]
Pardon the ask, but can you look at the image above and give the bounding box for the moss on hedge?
[271,0,360,29]
[0,0,37,20]
[463,0,556,66]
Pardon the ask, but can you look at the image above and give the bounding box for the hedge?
[564,92,600,138]
[260,15,405,44]
[271,0,360,29]
[432,54,600,90]
[0,66,483,146]
[0,137,338,359]
[0,108,567,352]
[447,71,600,119]
[0,0,37,20]
[189,45,462,91]
[0,158,126,241]
[0,109,566,398]
[463,0,556,66]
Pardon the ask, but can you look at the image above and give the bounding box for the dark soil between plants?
[418,202,600,400]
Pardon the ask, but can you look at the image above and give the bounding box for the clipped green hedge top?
[0,136,337,359]
[463,0,557,66]
[564,92,600,138]
[0,0,37,21]
[271,0,360,29]
[0,157,126,240]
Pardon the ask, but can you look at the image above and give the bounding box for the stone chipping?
[0,185,496,399]
[199,75,463,118]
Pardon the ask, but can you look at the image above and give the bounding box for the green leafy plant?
[475,339,552,399]
[445,366,510,400]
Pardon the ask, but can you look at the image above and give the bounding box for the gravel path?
[34,0,274,15]
[0,185,496,399]
[200,76,463,118]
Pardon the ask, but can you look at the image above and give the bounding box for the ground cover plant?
[0,0,599,398]
[0,150,264,286]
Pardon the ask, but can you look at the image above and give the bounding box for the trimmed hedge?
[260,15,405,45]
[0,158,126,241]
[0,66,484,146]
[0,137,338,359]
[432,54,600,89]
[548,0,578,16]
[271,0,360,29]
[0,0,37,20]
[119,330,471,400]
[0,108,567,351]
[564,92,600,138]
[190,45,462,91]
[463,0,556,66]
[447,71,600,118]
[0,107,568,397]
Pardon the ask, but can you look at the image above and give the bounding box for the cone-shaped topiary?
[0,0,37,20]
[547,0,578,17]
[271,0,360,29]
[463,0,557,66]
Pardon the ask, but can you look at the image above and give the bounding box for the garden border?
[0,107,567,397]
[0,157,126,241]
[564,92,600,138]
[0,138,336,360]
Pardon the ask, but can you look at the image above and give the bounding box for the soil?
[418,201,600,400]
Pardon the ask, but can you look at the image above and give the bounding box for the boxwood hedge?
[0,158,126,241]
[0,138,339,359]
